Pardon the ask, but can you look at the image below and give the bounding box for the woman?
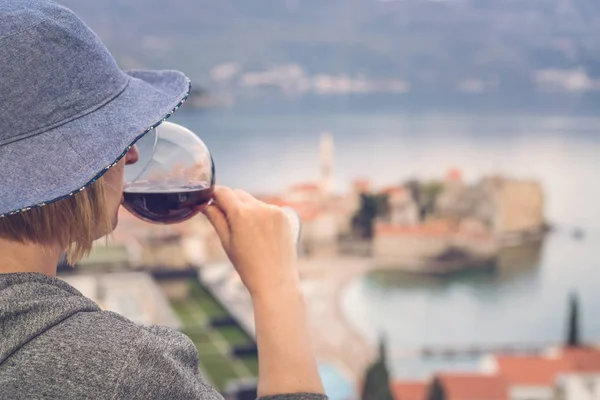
[0,1,326,399]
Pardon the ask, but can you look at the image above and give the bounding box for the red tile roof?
[560,347,600,372]
[392,381,427,400]
[446,168,463,183]
[353,179,372,192]
[438,373,509,400]
[289,182,321,192]
[494,355,572,386]
[380,186,407,196]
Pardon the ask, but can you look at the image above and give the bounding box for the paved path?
[298,257,377,385]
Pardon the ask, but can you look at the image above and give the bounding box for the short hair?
[0,178,112,264]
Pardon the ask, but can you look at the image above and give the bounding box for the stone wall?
[436,177,545,237]
[373,232,497,260]
[492,178,545,235]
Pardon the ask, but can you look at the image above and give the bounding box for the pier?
[389,342,555,360]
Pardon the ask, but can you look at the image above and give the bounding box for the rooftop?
[392,381,427,400]
[446,167,464,183]
[380,185,408,196]
[353,178,372,192]
[559,347,600,373]
[289,182,322,192]
[438,373,508,400]
[494,355,572,386]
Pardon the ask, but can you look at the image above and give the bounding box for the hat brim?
[0,70,191,216]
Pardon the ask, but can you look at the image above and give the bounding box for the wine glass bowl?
[123,122,214,224]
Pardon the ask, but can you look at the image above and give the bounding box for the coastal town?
[256,132,547,274]
[55,132,576,400]
[390,343,600,400]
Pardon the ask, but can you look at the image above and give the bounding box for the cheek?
[108,162,125,186]
[103,164,125,199]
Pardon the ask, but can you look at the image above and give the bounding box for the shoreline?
[298,257,376,384]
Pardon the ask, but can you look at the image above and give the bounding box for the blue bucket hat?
[0,0,191,217]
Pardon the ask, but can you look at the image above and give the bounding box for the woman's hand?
[202,185,299,297]
[202,185,324,396]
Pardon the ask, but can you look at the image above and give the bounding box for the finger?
[202,203,230,247]
[233,189,257,204]
[212,186,243,217]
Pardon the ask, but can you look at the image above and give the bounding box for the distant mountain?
[57,0,600,113]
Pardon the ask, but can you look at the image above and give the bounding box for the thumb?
[202,203,231,248]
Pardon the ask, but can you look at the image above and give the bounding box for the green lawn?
[240,356,260,376]
[188,282,228,317]
[184,329,213,345]
[168,279,258,391]
[171,301,197,325]
[200,352,241,388]
[218,326,253,347]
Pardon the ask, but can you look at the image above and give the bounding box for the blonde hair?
[0,178,112,264]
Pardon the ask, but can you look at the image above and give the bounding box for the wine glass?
[122,121,301,243]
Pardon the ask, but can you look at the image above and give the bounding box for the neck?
[0,238,62,277]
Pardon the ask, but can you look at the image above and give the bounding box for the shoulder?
[33,309,221,399]
[60,309,194,351]
[109,317,222,400]
[67,310,202,371]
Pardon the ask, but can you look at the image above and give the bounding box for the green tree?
[361,336,394,400]
[566,291,582,347]
[421,182,443,216]
[404,180,443,220]
[352,194,389,239]
[426,377,446,400]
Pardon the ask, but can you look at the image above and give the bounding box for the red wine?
[122,186,214,224]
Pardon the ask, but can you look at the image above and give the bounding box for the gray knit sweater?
[0,273,327,400]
